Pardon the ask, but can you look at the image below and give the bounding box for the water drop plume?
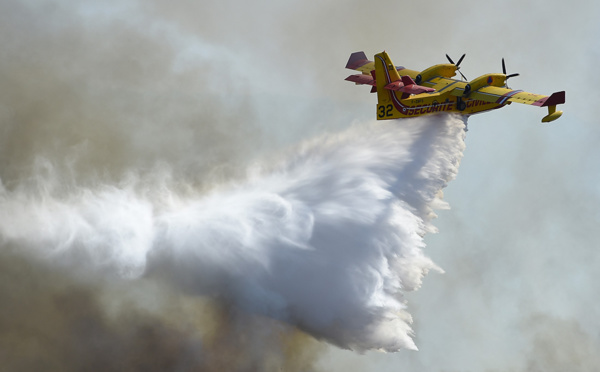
[0,114,466,355]
[156,114,466,351]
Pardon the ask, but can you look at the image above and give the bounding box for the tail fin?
[374,51,403,119]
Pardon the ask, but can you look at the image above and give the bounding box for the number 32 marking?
[378,104,393,118]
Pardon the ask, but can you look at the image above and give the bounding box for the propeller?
[502,58,520,86]
[446,53,467,81]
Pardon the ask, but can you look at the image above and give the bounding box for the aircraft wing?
[463,86,565,108]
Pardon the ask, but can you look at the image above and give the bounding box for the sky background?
[1,0,599,371]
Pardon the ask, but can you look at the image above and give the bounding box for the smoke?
[0,0,263,188]
[520,314,600,372]
[0,250,320,372]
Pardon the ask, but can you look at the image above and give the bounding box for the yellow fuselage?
[376,69,507,120]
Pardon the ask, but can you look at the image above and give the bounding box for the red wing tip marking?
[345,74,375,85]
[540,91,566,107]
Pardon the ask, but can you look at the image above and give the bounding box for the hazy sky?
[1,0,599,371]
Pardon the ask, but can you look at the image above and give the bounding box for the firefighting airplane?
[345,51,565,123]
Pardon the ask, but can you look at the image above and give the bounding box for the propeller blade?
[502,58,507,75]
[446,53,467,80]
[507,73,520,79]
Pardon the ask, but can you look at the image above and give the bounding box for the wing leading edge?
[462,86,565,122]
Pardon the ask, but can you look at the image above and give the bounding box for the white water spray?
[0,114,466,351]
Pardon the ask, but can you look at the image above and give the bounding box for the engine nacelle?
[464,73,506,95]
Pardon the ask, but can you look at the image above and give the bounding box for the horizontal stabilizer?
[384,81,404,91]
[345,74,375,86]
[346,51,371,70]
[384,76,435,94]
